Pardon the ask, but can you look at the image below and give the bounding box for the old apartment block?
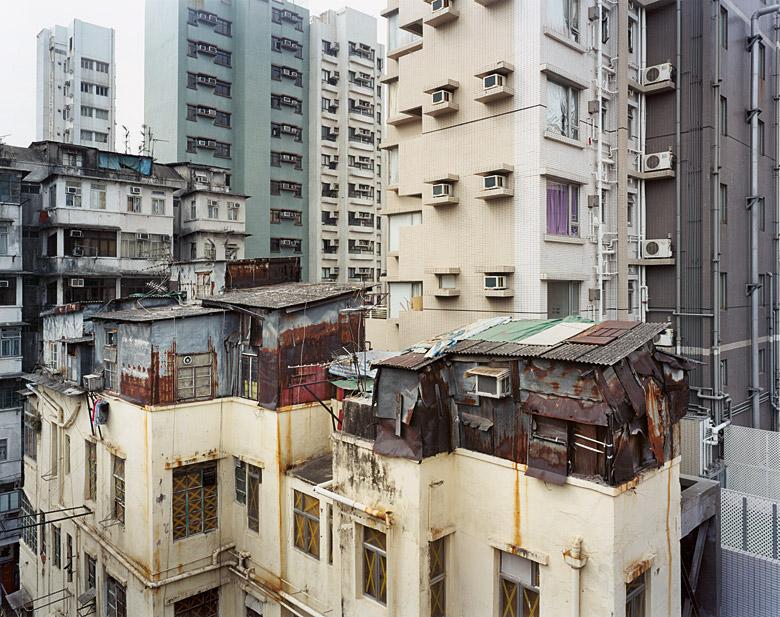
[37,19,116,150]
[11,303,711,616]
[144,0,311,274]
[309,8,384,285]
[372,0,779,434]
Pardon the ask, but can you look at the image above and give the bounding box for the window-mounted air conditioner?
[130,186,142,195]
[643,62,675,86]
[69,230,83,238]
[483,175,505,190]
[643,239,673,259]
[432,90,451,104]
[0,281,9,288]
[483,73,504,89]
[432,183,452,197]
[483,274,507,290]
[280,211,296,219]
[70,278,85,287]
[195,175,209,183]
[642,151,675,172]
[136,233,150,241]
[280,239,295,247]
[66,186,80,195]
[466,366,511,399]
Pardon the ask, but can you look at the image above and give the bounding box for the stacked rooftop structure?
[372,0,779,434]
[309,8,384,285]
[144,0,311,275]
[36,20,116,150]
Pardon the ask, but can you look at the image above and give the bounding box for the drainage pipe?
[749,5,780,428]
[597,0,605,321]
[563,536,588,617]
[711,0,723,425]
[674,0,682,355]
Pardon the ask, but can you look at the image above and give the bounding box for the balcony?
[424,3,459,27]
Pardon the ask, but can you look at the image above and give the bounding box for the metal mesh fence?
[724,424,780,500]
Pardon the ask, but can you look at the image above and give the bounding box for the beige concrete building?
[309,8,384,285]
[372,0,672,350]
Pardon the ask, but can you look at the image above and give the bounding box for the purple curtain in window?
[546,182,569,235]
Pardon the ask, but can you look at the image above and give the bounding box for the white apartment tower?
[371,0,666,350]
[36,20,116,151]
[309,8,384,284]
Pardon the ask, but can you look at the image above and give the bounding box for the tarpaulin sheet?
[98,152,153,176]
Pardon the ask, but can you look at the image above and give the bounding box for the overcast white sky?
[0,0,386,151]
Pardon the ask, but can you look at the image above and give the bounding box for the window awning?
[465,366,509,379]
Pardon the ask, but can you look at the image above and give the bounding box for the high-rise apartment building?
[36,20,116,150]
[371,0,778,433]
[144,0,310,277]
[309,8,384,284]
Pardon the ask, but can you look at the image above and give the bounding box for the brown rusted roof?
[202,282,363,310]
[371,352,439,371]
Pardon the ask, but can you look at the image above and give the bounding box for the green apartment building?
[144,0,310,276]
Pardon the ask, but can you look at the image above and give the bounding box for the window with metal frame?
[0,328,21,357]
[430,537,446,617]
[19,492,37,552]
[53,525,61,568]
[499,551,540,617]
[241,353,258,400]
[66,533,73,581]
[23,410,37,461]
[85,440,97,501]
[0,439,5,461]
[234,458,246,504]
[546,178,580,236]
[546,79,579,140]
[85,553,97,591]
[626,574,646,617]
[176,353,213,400]
[174,588,219,617]
[172,461,218,540]
[113,455,125,523]
[247,464,261,532]
[293,490,320,558]
[363,526,387,603]
[106,575,126,617]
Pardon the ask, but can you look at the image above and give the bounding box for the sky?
[0,0,386,151]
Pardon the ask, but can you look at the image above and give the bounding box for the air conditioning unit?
[280,239,295,247]
[130,186,142,195]
[432,183,452,197]
[0,281,9,288]
[483,73,504,89]
[655,327,674,347]
[466,366,511,399]
[72,247,84,256]
[432,0,450,11]
[199,107,217,117]
[69,230,83,238]
[281,125,297,134]
[483,274,507,290]
[643,239,673,259]
[195,175,209,183]
[70,278,85,288]
[82,373,104,392]
[643,62,675,86]
[282,67,295,77]
[136,233,150,240]
[66,186,80,195]
[282,96,294,104]
[356,211,372,219]
[642,151,675,172]
[280,210,296,219]
[432,90,451,104]
[483,175,505,190]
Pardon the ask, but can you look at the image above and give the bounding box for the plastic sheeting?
[98,152,153,176]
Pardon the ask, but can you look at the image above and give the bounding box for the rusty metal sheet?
[374,418,423,460]
[226,257,301,290]
[613,431,639,484]
[341,396,376,441]
[613,359,646,418]
[521,391,610,426]
[519,358,603,402]
[569,320,638,345]
[594,367,633,425]
[653,349,698,371]
[644,378,668,464]
[371,352,438,371]
[574,322,668,365]
[540,343,599,361]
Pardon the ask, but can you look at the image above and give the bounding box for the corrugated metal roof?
[92,304,224,322]
[202,283,362,310]
[467,319,558,342]
[574,322,667,365]
[540,343,599,361]
[371,352,438,371]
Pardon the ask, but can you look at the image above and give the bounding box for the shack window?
[499,551,540,617]
[626,574,646,617]
[241,353,258,400]
[85,440,97,500]
[430,537,446,617]
[247,464,261,532]
[363,526,387,604]
[172,461,218,540]
[466,366,510,399]
[293,489,320,558]
[176,353,213,400]
[174,588,219,617]
[526,415,568,485]
[106,575,126,617]
[112,455,125,524]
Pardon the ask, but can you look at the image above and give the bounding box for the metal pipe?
[313,480,392,525]
[674,0,682,354]
[563,536,587,617]
[773,12,780,431]
[597,0,605,321]
[711,0,723,425]
[146,543,237,589]
[749,5,780,428]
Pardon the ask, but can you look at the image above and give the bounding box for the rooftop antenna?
[121,125,130,154]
